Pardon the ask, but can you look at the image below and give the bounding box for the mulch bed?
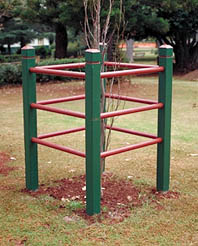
[181,69,198,81]
[22,172,179,224]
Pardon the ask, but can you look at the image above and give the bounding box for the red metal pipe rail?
[106,125,158,139]
[29,65,163,80]
[33,131,161,159]
[29,67,85,79]
[32,137,86,158]
[101,103,163,119]
[105,93,158,105]
[31,103,85,119]
[104,61,158,69]
[38,126,85,139]
[36,62,85,70]
[37,94,85,105]
[101,67,164,79]
[101,138,162,158]
[31,101,162,120]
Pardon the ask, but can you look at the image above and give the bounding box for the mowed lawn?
[0,76,198,246]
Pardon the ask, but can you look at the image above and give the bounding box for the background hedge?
[0,57,85,86]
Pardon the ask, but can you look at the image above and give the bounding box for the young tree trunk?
[126,38,134,62]
[55,23,68,59]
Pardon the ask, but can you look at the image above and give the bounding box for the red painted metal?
[101,103,163,119]
[105,93,158,105]
[37,94,85,105]
[106,125,158,139]
[104,61,158,69]
[31,103,85,119]
[101,138,162,158]
[38,126,85,139]
[101,67,164,79]
[36,62,85,70]
[32,137,85,158]
[29,67,85,79]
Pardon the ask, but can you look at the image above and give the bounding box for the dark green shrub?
[0,54,21,63]
[0,64,22,85]
[36,57,85,82]
[35,46,51,58]
[37,57,85,66]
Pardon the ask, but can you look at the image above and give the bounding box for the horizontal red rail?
[101,103,163,119]
[36,62,85,70]
[37,94,85,105]
[105,93,157,105]
[29,67,85,79]
[32,137,85,158]
[104,61,158,69]
[31,103,85,119]
[106,125,157,139]
[101,67,164,79]
[32,135,161,159]
[33,133,161,159]
[101,138,162,158]
[38,126,85,139]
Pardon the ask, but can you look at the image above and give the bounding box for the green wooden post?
[157,45,173,191]
[85,49,101,215]
[22,46,38,191]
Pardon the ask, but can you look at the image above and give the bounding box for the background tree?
[0,0,37,53]
[23,0,84,58]
[0,18,37,54]
[0,0,21,26]
[124,0,198,72]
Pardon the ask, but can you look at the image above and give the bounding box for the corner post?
[85,49,101,215]
[157,45,173,191]
[21,46,38,190]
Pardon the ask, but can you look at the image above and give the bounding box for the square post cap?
[159,45,173,57]
[85,49,101,62]
[21,46,35,57]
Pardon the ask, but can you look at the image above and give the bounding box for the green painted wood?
[85,49,101,215]
[157,45,173,191]
[22,46,38,191]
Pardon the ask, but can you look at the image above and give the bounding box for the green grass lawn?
[0,76,198,246]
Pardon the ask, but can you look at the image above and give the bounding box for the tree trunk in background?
[20,37,26,50]
[7,42,11,54]
[126,38,134,62]
[157,34,198,72]
[55,23,67,58]
[173,44,198,72]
